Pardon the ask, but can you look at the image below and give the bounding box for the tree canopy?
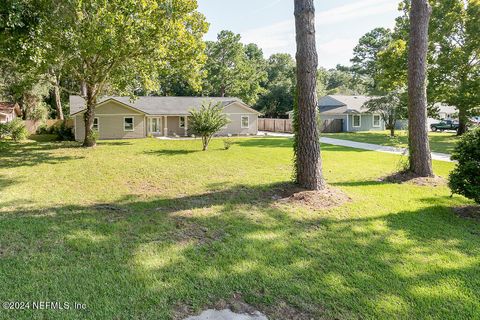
[202,30,267,105]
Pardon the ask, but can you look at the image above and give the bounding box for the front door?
[149,117,161,134]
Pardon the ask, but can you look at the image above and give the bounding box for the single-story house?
[70,96,260,141]
[0,102,22,123]
[287,95,385,132]
[318,95,385,132]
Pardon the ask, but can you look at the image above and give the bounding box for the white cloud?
[241,0,398,66]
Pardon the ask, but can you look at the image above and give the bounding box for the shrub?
[223,138,234,150]
[28,102,49,123]
[449,127,480,204]
[188,101,230,151]
[52,121,75,141]
[0,122,10,139]
[8,119,29,141]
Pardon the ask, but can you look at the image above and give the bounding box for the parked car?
[430,120,459,132]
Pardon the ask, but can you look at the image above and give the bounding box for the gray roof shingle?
[69,96,256,116]
[319,95,373,115]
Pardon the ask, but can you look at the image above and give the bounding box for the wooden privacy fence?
[258,118,293,133]
[258,118,343,133]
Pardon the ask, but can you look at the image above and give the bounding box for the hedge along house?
[70,96,260,141]
[318,95,385,132]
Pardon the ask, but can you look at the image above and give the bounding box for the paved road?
[258,131,453,162]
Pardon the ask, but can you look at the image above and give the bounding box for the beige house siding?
[73,99,258,139]
[218,103,259,135]
[166,116,188,136]
[74,102,146,141]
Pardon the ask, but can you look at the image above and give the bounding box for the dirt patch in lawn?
[272,185,351,210]
[174,293,323,320]
[381,171,447,187]
[454,205,480,221]
[170,216,225,245]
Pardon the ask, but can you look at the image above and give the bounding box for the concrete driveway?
[258,131,453,162]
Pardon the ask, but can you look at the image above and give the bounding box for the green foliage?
[52,121,75,141]
[0,118,28,141]
[320,66,369,95]
[362,90,407,136]
[28,101,49,122]
[376,39,408,91]
[203,30,267,105]
[375,0,479,130]
[350,27,392,93]
[449,128,480,203]
[87,129,99,143]
[188,101,230,151]
[222,138,234,150]
[255,53,296,117]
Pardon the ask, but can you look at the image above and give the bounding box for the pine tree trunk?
[53,82,64,120]
[407,0,433,177]
[294,0,325,190]
[82,84,97,147]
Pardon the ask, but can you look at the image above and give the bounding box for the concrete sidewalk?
[258,131,453,162]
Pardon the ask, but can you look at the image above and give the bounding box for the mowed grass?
[0,136,479,319]
[323,130,459,154]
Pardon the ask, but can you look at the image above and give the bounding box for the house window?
[353,115,361,128]
[241,116,249,128]
[179,116,186,128]
[124,117,134,131]
[373,115,381,127]
[93,117,99,131]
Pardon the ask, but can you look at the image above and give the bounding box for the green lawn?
[0,136,478,319]
[323,130,459,154]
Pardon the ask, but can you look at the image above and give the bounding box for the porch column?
[163,116,168,136]
[184,116,188,136]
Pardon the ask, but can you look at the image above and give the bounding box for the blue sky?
[197,0,401,69]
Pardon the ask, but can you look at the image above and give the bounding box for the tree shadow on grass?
[0,141,84,168]
[0,175,17,193]
[0,183,479,319]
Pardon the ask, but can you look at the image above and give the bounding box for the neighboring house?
[287,95,385,132]
[0,102,22,123]
[70,96,260,141]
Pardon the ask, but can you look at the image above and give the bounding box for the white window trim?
[124,117,134,132]
[93,117,99,131]
[179,116,186,128]
[241,115,250,128]
[372,114,381,128]
[352,115,361,128]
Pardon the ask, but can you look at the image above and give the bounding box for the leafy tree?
[428,0,480,135]
[407,0,434,177]
[255,53,295,117]
[351,27,392,93]
[377,0,479,136]
[3,0,208,147]
[203,30,267,105]
[363,91,407,137]
[294,0,325,190]
[321,66,368,95]
[188,101,230,151]
[376,39,408,92]
[449,127,480,204]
